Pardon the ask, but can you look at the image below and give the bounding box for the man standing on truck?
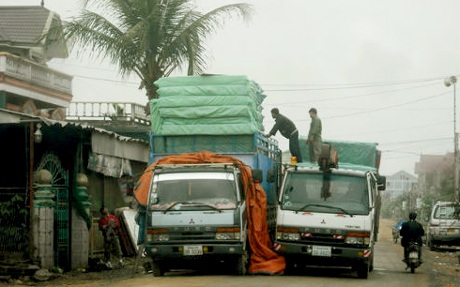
[306,107,322,163]
[266,108,303,162]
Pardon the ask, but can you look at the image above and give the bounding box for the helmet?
[409,211,417,220]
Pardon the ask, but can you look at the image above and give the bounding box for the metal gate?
[36,153,70,270]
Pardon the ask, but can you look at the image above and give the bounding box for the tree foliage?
[62,0,253,100]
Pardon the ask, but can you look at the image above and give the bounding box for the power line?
[324,90,450,119]
[263,76,452,92]
[379,137,452,146]
[335,120,451,137]
[50,60,457,95]
[270,82,442,107]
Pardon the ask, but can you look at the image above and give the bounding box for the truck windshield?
[281,173,369,215]
[149,172,238,211]
[433,204,460,219]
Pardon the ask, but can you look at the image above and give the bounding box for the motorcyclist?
[400,211,425,265]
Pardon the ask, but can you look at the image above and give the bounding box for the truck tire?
[284,260,299,275]
[369,253,374,272]
[356,262,369,279]
[151,260,165,277]
[427,235,436,251]
[235,253,247,276]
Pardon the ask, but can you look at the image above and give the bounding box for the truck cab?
[145,163,252,276]
[274,141,385,279]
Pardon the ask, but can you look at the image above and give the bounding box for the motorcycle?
[405,241,422,273]
[392,219,405,243]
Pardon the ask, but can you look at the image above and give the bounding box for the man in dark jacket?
[266,108,303,162]
[400,211,425,264]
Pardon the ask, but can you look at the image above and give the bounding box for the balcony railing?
[66,102,150,125]
[0,52,72,94]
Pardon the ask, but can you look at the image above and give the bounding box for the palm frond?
[62,0,253,98]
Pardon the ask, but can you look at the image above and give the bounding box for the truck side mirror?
[252,169,263,183]
[376,175,386,191]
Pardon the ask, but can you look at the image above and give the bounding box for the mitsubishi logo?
[321,219,326,224]
[189,218,195,224]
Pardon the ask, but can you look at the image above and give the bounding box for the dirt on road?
[0,218,459,287]
[379,218,460,287]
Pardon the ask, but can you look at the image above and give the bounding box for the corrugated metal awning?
[0,108,150,163]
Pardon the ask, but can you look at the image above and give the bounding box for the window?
[150,172,238,210]
[280,172,369,215]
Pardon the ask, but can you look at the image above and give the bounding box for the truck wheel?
[284,260,299,275]
[427,235,436,251]
[369,253,374,272]
[356,262,369,279]
[235,253,247,276]
[151,260,165,277]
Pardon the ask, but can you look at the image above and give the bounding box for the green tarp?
[151,75,266,135]
[299,137,380,171]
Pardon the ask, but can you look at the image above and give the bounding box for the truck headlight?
[345,231,370,245]
[276,227,301,241]
[148,234,169,241]
[345,236,364,244]
[155,234,170,241]
[285,233,300,240]
[216,232,239,240]
[216,227,241,240]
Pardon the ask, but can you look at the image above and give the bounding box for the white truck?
[274,141,386,279]
[136,75,284,276]
[143,136,280,276]
[426,201,460,250]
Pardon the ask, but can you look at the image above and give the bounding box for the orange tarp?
[134,151,285,274]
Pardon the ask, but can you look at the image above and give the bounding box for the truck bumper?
[145,242,245,260]
[274,241,371,267]
[430,234,460,245]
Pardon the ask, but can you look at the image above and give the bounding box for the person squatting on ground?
[98,206,124,268]
[266,108,303,162]
[399,211,425,265]
[306,107,322,164]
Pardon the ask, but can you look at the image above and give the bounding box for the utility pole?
[445,76,459,203]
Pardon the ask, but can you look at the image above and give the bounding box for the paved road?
[65,219,430,287]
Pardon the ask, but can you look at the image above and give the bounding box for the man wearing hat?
[306,108,322,163]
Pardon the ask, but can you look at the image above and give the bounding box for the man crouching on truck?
[266,108,303,162]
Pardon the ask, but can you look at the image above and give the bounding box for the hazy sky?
[5,0,460,176]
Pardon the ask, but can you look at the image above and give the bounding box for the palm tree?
[61,0,253,101]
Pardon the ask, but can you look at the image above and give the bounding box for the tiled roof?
[0,5,68,60]
[0,6,53,44]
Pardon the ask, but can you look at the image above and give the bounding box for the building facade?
[0,5,150,273]
[385,170,417,199]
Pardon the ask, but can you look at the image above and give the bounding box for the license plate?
[409,252,418,259]
[312,246,332,257]
[183,245,203,256]
[447,229,456,234]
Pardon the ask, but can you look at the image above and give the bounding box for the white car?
[426,201,460,250]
